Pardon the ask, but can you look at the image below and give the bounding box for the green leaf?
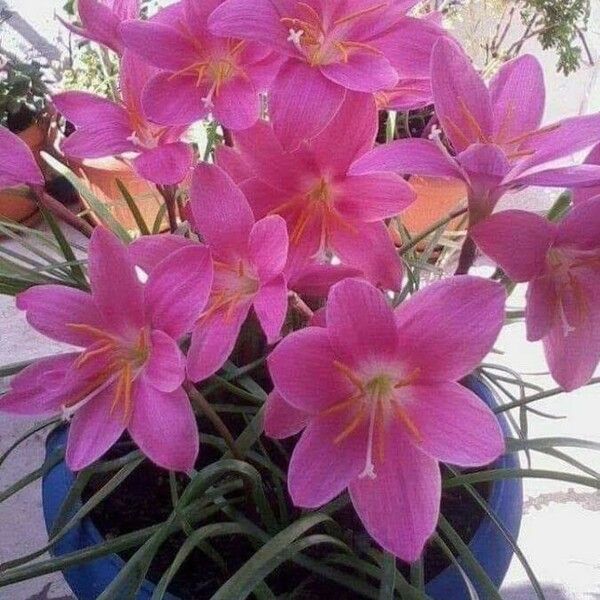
[40,207,88,287]
[116,179,151,236]
[437,515,502,599]
[378,552,396,600]
[431,534,480,600]
[42,152,131,242]
[212,514,347,600]
[152,203,168,234]
[507,437,600,453]
[0,418,59,468]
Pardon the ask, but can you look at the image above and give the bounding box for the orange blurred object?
[0,123,46,224]
[402,176,467,234]
[75,157,168,233]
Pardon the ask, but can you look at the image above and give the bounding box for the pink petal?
[120,20,197,71]
[490,54,545,143]
[271,61,346,151]
[186,303,250,382]
[114,0,140,20]
[335,173,415,222]
[516,113,600,174]
[253,274,288,344]
[142,72,207,126]
[330,221,403,291]
[53,92,130,128]
[129,379,199,471]
[377,16,446,79]
[16,285,105,347]
[288,411,367,507]
[88,227,145,335]
[61,127,136,159]
[66,382,126,471]
[349,138,461,179]
[544,314,600,392]
[573,144,600,205]
[556,196,600,249]
[0,354,77,415]
[190,163,255,260]
[402,382,505,466]
[74,0,122,52]
[133,143,193,186]
[320,53,398,93]
[471,210,557,282]
[326,278,399,367]
[267,326,354,412]
[382,78,433,112]
[129,234,198,275]
[248,215,288,281]
[213,76,260,131]
[207,0,292,54]
[288,263,363,297]
[145,245,213,340]
[143,330,185,393]
[0,127,44,188]
[214,145,253,183]
[264,389,310,439]
[526,276,557,341]
[310,92,378,175]
[508,164,600,189]
[349,422,440,562]
[394,276,505,381]
[431,38,493,153]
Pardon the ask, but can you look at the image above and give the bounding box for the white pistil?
[287,28,305,51]
[359,399,378,480]
[60,374,119,422]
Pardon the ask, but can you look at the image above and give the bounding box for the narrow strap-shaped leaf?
[116,179,151,236]
[378,552,396,600]
[431,534,480,600]
[0,418,59,468]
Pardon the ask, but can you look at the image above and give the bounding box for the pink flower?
[267,276,506,560]
[350,39,600,226]
[472,198,600,392]
[59,0,139,54]
[217,94,414,290]
[120,0,280,131]
[185,163,289,382]
[208,0,434,148]
[0,126,44,189]
[53,52,193,185]
[0,227,213,471]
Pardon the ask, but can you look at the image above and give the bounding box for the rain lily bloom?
[268,276,506,560]
[60,0,139,54]
[216,94,414,290]
[472,199,600,392]
[0,126,44,189]
[573,144,600,205]
[208,0,428,148]
[120,0,280,131]
[0,227,213,471]
[53,52,193,185]
[186,163,290,382]
[350,39,600,227]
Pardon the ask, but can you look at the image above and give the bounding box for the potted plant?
[1,1,600,599]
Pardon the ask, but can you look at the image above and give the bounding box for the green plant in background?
[444,0,593,75]
[61,47,118,98]
[0,56,49,131]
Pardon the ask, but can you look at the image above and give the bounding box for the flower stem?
[399,206,467,256]
[33,187,94,238]
[157,185,178,233]
[454,235,477,275]
[184,381,243,460]
[288,291,314,319]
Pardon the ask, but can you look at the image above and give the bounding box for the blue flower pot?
[42,376,522,600]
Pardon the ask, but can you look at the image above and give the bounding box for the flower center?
[168,39,245,108]
[199,259,259,323]
[269,177,357,259]
[324,361,422,479]
[281,2,385,67]
[63,324,151,423]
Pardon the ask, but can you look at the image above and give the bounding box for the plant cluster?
[1,0,600,598]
